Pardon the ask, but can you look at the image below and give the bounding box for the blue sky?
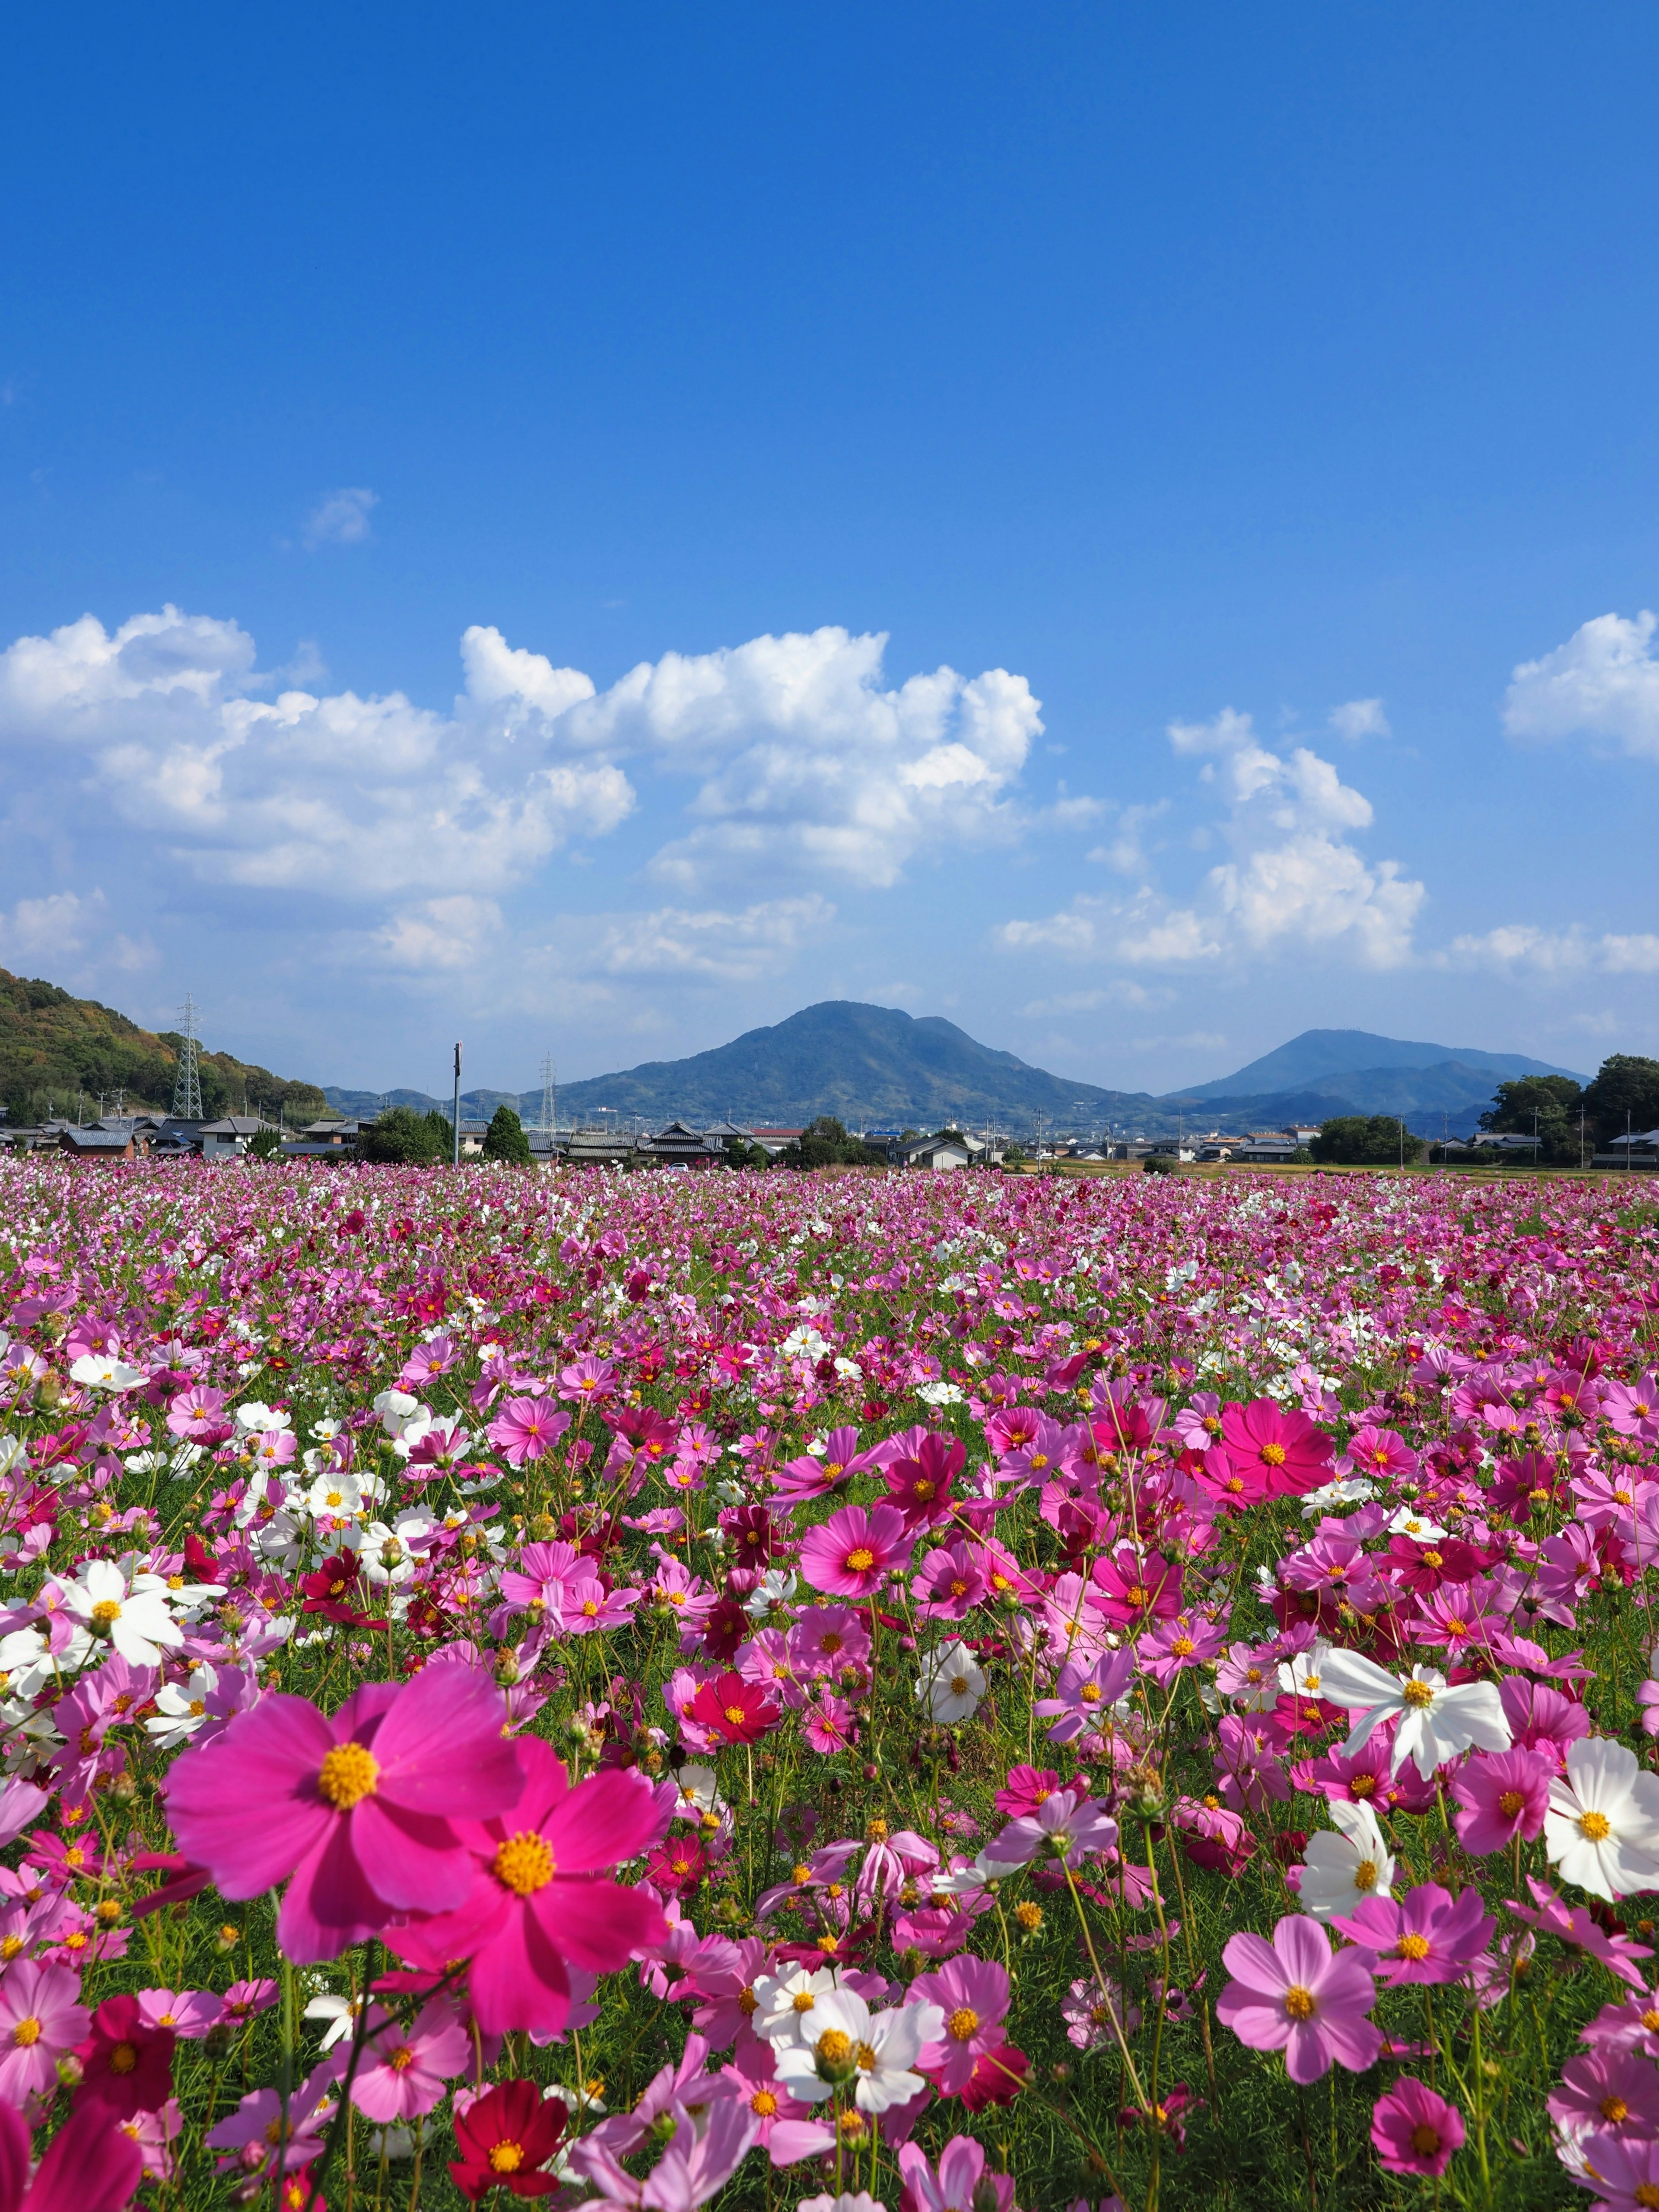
[3,5,1657,1100]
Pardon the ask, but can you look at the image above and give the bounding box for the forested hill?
[0,969,326,1124]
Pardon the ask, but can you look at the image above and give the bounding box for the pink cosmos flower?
[135,1989,222,2040]
[205,2062,337,2176]
[350,1998,472,2123]
[899,2135,1016,2212]
[912,1955,1011,2092]
[1034,1649,1134,1743]
[1583,1996,1659,2059]
[390,1738,666,2037]
[557,1357,617,1406]
[485,1397,572,1468]
[1215,1914,1381,2084]
[1138,1612,1229,1685]
[1574,2131,1659,2212]
[790,1606,871,1678]
[912,1541,988,1621]
[1548,2049,1659,2140]
[1449,1746,1553,1854]
[1220,1400,1334,1498]
[1087,1546,1182,1630]
[719,2040,832,2167]
[1507,1878,1653,1990]
[884,1435,963,1529]
[981,1789,1117,1870]
[1061,1976,1139,2051]
[799,1505,912,1599]
[0,2097,143,2212]
[1346,1426,1418,1481]
[993,1766,1062,1818]
[1332,1881,1494,1985]
[74,1995,175,2120]
[164,1662,525,1961]
[0,1961,89,2105]
[1370,2076,1464,2177]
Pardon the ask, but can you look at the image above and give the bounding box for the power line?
[171,993,203,1120]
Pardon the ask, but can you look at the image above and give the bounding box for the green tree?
[248,1126,284,1162]
[1312,1115,1426,1166]
[358,1106,446,1164]
[1479,1074,1583,1163]
[483,1104,532,1165]
[1583,1055,1659,1149]
[784,1115,886,1170]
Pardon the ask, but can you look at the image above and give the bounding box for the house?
[1289,1125,1321,1147]
[1232,1136,1299,1163]
[640,1120,728,1169]
[748,1127,804,1159]
[899,1132,974,1171]
[1196,1141,1235,1162]
[1595,1128,1659,1170]
[58,1125,149,1162]
[562,1131,639,1169]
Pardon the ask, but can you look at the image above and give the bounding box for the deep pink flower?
[799,1504,912,1599]
[1332,1882,1494,1985]
[485,1397,571,1468]
[1370,2076,1464,2177]
[1215,1914,1381,2084]
[1548,2049,1659,2139]
[391,1738,666,2037]
[1034,1650,1134,1743]
[1575,2130,1659,2212]
[1449,1747,1553,1854]
[0,2098,143,2211]
[690,1672,779,1746]
[719,2040,831,2167]
[164,1664,525,1961]
[883,1435,964,1529]
[913,1955,1011,2092]
[899,2134,1015,2212]
[1346,1426,1418,1481]
[993,1766,1062,1818]
[1506,1878,1653,1990]
[350,1998,472,2123]
[912,1541,988,1620]
[74,1995,174,2120]
[1219,1400,1333,1498]
[0,1961,89,2105]
[1087,1545,1183,1630]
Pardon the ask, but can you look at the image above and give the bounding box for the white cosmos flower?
[304,1468,380,1519]
[232,1400,287,1434]
[1387,1506,1449,1540]
[1294,1799,1395,1920]
[67,1355,145,1392]
[57,1559,182,1667]
[303,1991,367,2051]
[1298,1478,1376,1518]
[371,1389,426,1440]
[145,1665,220,1750]
[920,1640,986,1724]
[0,1629,60,1702]
[1315,1649,1510,1781]
[773,1988,945,2113]
[1544,1737,1659,1902]
[751,1965,842,2049]
[672,1764,724,1819]
[1277,1639,1335,1700]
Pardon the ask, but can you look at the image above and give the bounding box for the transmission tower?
[538,1052,556,1137]
[171,994,203,1120]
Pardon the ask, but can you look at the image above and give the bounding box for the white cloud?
[1328,697,1390,742]
[371,896,505,973]
[1444,925,1659,976]
[303,488,379,549]
[0,606,636,900]
[1503,610,1659,759]
[0,889,108,966]
[999,709,1424,973]
[586,895,835,982]
[1019,981,1172,1015]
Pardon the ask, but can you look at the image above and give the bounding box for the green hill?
[0,969,326,1125]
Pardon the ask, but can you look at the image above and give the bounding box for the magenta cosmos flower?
[350,1998,472,2123]
[1370,2077,1464,2177]
[164,1663,525,1962]
[799,1503,912,1599]
[1332,1881,1494,1986]
[912,1955,1012,2092]
[1215,1914,1380,2084]
[1449,1746,1553,1855]
[1219,1400,1334,1499]
[0,2098,143,2212]
[1577,2129,1659,2212]
[391,1738,666,2037]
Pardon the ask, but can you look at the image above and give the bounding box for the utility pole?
[452,1043,462,1168]
[1580,1103,1586,1172]
[538,1052,556,1139]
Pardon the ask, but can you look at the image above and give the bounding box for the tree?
[483,1104,532,1166]
[1479,1075,1583,1164]
[358,1106,446,1165]
[1583,1055,1659,1148]
[1312,1116,1426,1166]
[248,1126,284,1162]
[783,1115,885,1170]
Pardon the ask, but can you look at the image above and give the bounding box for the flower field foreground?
[0,1161,1654,2210]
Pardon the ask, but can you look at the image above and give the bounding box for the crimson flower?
[690,1672,779,1745]
[1219,1401,1333,1498]
[74,1993,175,2120]
[0,2098,142,2212]
[300,1552,386,1629]
[450,2080,567,2201]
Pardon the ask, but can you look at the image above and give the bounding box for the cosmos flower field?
[0,1157,1657,2212]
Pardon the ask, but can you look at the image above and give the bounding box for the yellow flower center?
[493,1832,555,1895]
[1411,2123,1442,2157]
[950,1675,970,1697]
[1171,1637,1195,1657]
[751,2089,778,2118]
[1401,1680,1435,1709]
[1580,1811,1613,1843]
[317,1742,380,1809]
[845,1548,875,1573]
[1396,1933,1430,1961]
[388,2045,415,2072]
[110,2042,138,2074]
[724,1705,748,1726]
[1644,2009,1659,2033]
[947,2006,980,2042]
[1498,1789,1525,1816]
[1634,2188,1659,2212]
[914,1480,936,1500]
[1078,1683,1102,1704]
[1283,1986,1316,2021]
[91,1599,122,1627]
[1353,1859,1378,1892]
[489,2142,525,2173]
[0,1940,21,1963]
[12,2018,41,2048]
[1126,1585,1150,1606]
[1421,1549,1444,1569]
[1603,2095,1630,2123]
[816,2029,852,2064]
[791,1991,816,2013]
[1260,1443,1287,1467]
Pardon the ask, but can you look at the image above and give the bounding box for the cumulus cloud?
[303,488,379,549]
[585,895,835,982]
[1443,925,1659,976]
[999,709,1424,973]
[1328,697,1390,742]
[1503,610,1659,759]
[371,896,505,973]
[0,888,108,965]
[0,606,636,900]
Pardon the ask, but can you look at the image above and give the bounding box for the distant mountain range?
[324,1006,1587,1141]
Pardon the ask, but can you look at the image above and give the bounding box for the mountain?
[0,969,327,1125]
[1173,1028,1583,1103]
